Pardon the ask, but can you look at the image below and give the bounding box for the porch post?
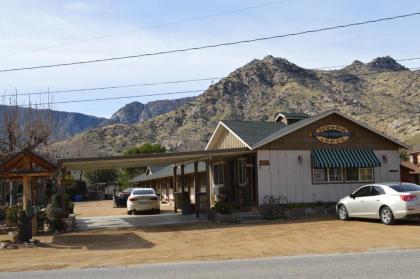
[172,165,177,212]
[205,160,211,219]
[180,164,185,193]
[194,161,200,218]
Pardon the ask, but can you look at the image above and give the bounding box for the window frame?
[213,162,225,186]
[238,158,248,186]
[312,166,375,184]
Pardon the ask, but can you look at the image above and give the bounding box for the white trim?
[205,121,252,150]
[252,110,410,150]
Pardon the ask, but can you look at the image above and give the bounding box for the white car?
[337,183,420,225]
[127,188,160,215]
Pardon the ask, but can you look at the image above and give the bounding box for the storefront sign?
[259,160,270,166]
[313,125,351,144]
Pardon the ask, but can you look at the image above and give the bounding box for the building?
[409,144,420,167]
[117,110,408,211]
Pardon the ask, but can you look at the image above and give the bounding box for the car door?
[347,186,372,217]
[360,186,385,218]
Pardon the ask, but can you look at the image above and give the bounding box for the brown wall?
[260,114,400,150]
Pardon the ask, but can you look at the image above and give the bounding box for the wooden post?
[194,161,200,218]
[173,165,177,212]
[180,164,185,193]
[205,160,211,219]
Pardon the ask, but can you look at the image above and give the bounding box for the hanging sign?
[313,125,351,144]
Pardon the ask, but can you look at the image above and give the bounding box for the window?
[345,167,359,181]
[313,166,374,184]
[371,186,385,196]
[353,186,372,198]
[328,167,343,182]
[132,189,155,195]
[213,163,224,185]
[313,168,327,183]
[238,158,247,185]
[359,168,373,182]
[389,183,420,192]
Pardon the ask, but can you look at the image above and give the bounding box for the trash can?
[174,192,190,213]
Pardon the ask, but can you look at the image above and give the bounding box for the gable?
[258,113,403,150]
[206,124,249,150]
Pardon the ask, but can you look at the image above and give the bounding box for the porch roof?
[58,148,253,170]
[131,162,206,183]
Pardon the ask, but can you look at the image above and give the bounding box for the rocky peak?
[342,60,369,72]
[110,101,145,124]
[367,56,408,71]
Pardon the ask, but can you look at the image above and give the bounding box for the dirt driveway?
[1,218,420,272]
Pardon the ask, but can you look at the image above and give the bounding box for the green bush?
[5,205,22,227]
[213,201,232,215]
[45,204,65,232]
[259,195,288,219]
[0,206,5,221]
[50,193,73,217]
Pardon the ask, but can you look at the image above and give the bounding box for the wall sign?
[313,125,351,144]
[259,160,270,166]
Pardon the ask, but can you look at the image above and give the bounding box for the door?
[361,186,385,218]
[347,186,372,217]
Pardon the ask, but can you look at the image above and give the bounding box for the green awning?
[312,148,381,168]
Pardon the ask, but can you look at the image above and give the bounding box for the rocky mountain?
[48,56,420,157]
[0,105,107,142]
[107,97,194,125]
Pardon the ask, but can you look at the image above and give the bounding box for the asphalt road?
[2,249,419,279]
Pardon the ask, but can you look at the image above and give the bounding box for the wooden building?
[59,110,409,215]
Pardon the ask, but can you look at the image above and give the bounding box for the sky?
[0,0,419,118]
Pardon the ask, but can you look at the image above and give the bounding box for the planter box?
[285,206,336,220]
[64,214,76,232]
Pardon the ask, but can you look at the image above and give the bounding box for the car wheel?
[338,205,349,221]
[127,210,133,215]
[380,206,395,225]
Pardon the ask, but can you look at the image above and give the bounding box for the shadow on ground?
[46,232,155,250]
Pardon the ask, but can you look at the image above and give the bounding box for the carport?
[58,148,252,218]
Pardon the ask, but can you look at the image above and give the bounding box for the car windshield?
[132,189,155,195]
[389,183,420,192]
[123,188,132,193]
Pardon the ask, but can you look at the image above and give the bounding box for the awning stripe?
[312,148,381,168]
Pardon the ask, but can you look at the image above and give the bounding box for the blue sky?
[0,0,419,118]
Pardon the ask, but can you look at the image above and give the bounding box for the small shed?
[0,150,57,234]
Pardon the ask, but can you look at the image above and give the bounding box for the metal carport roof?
[58,148,253,170]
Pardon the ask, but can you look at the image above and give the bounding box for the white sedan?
[127,188,160,215]
[337,183,420,225]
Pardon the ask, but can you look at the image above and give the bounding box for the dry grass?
[1,218,420,272]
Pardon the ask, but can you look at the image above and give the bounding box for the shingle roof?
[276,112,310,118]
[131,162,206,183]
[221,120,286,147]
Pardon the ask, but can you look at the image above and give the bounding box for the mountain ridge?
[47,55,420,157]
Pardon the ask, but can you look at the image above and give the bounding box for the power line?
[17,66,419,107]
[25,89,204,106]
[4,62,419,99]
[1,12,419,73]
[6,77,222,98]
[0,0,292,58]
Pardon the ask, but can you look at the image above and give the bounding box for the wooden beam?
[205,160,211,219]
[194,161,200,218]
[22,176,31,211]
[180,164,185,193]
[173,165,177,213]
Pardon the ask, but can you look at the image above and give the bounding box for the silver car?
[337,183,420,225]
